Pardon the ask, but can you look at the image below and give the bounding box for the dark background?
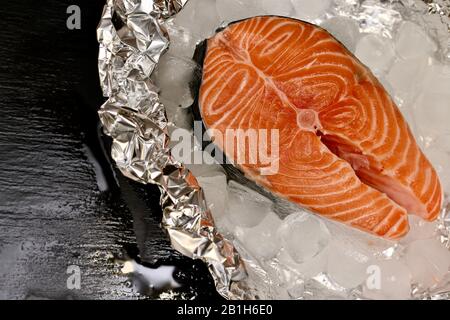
[0,0,220,300]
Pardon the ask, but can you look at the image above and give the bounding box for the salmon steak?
[196,16,443,239]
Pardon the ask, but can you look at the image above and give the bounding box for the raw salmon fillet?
[197,16,443,239]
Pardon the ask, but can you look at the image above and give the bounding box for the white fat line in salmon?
[170,121,280,175]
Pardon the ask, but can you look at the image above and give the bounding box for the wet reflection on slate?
[0,0,220,300]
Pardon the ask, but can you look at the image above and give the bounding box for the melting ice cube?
[233,244,292,299]
[431,134,450,153]
[216,0,265,23]
[363,260,412,300]
[385,56,429,106]
[214,215,236,238]
[276,246,328,279]
[226,180,273,228]
[173,0,222,40]
[355,34,395,77]
[324,219,400,259]
[405,238,450,288]
[261,0,294,17]
[327,242,371,289]
[234,212,282,260]
[414,91,450,141]
[324,219,407,291]
[400,215,438,244]
[320,16,360,51]
[153,54,199,108]
[196,171,228,221]
[170,128,231,228]
[413,62,450,143]
[291,0,332,21]
[278,213,331,264]
[286,279,306,299]
[395,21,437,60]
[273,213,330,278]
[421,61,450,95]
[164,21,199,59]
[162,98,193,130]
[378,75,403,107]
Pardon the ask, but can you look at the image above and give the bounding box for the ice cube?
[432,134,450,153]
[422,60,450,95]
[395,21,437,60]
[153,54,199,108]
[196,172,228,221]
[216,0,265,23]
[174,0,222,40]
[170,128,230,226]
[278,213,330,264]
[324,219,406,290]
[234,246,291,299]
[400,215,438,244]
[414,62,450,144]
[422,146,450,193]
[226,180,272,228]
[162,98,193,130]
[320,17,360,51]
[405,238,450,288]
[263,257,303,290]
[234,212,282,260]
[324,219,400,259]
[385,56,429,106]
[355,34,395,77]
[291,0,332,22]
[286,277,306,299]
[275,214,331,280]
[261,0,293,16]
[276,244,328,278]
[186,161,225,178]
[327,242,372,289]
[363,260,412,300]
[164,21,198,59]
[413,91,450,141]
[378,75,407,109]
[214,215,235,238]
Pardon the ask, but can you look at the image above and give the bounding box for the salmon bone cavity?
[296,109,322,133]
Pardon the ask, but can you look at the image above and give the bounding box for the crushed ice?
[159,0,450,299]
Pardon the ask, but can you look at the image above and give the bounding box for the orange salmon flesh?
[198,16,443,239]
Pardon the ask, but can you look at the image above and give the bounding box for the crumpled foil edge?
[96,0,249,299]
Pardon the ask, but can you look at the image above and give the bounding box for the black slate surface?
[0,0,220,300]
